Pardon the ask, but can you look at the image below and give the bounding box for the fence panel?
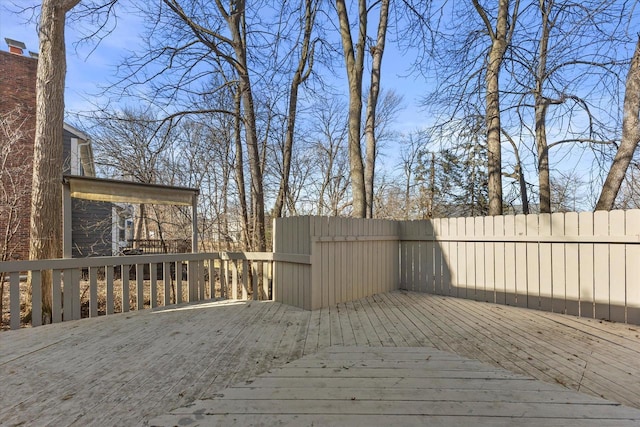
[627,210,640,324]
[610,210,626,322]
[504,215,516,306]
[393,209,640,325]
[578,212,594,318]
[515,214,528,308]
[483,216,495,303]
[526,214,540,310]
[494,215,505,304]
[273,216,400,310]
[539,214,553,311]
[551,213,566,314]
[593,211,610,320]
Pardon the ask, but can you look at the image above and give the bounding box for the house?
[0,38,130,259]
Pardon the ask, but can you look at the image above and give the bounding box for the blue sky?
[0,2,430,133]
[2,1,636,210]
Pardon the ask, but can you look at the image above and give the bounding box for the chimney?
[4,38,26,55]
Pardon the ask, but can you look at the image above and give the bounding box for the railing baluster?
[198,260,205,301]
[89,267,98,317]
[1,251,281,328]
[31,271,42,326]
[71,269,81,320]
[207,259,215,299]
[136,264,144,310]
[52,269,62,323]
[122,265,130,313]
[163,262,171,306]
[150,263,158,308]
[263,261,271,300]
[242,260,248,300]
[219,259,226,299]
[63,269,72,321]
[10,272,20,330]
[230,260,238,301]
[106,265,114,315]
[252,261,258,301]
[187,261,196,302]
[176,262,183,304]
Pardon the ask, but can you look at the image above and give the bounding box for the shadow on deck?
[2,291,640,426]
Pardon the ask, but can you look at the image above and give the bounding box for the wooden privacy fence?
[0,252,273,330]
[399,210,640,325]
[274,212,640,325]
[273,216,398,310]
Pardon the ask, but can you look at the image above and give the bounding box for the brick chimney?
[5,38,26,55]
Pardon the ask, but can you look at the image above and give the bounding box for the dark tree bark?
[29,0,81,322]
[273,0,317,218]
[336,0,367,217]
[595,37,640,210]
[364,0,389,218]
[472,0,513,215]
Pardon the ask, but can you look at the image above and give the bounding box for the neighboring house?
[0,38,130,259]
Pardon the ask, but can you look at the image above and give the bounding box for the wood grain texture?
[2,291,640,426]
[150,346,640,426]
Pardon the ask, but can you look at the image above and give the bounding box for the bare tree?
[335,0,391,218]
[273,0,319,219]
[550,171,587,212]
[417,0,518,216]
[0,109,31,328]
[363,0,390,218]
[596,37,640,210]
[472,0,519,215]
[306,98,351,216]
[335,0,366,217]
[28,0,81,322]
[616,161,640,209]
[508,0,628,213]
[396,130,428,220]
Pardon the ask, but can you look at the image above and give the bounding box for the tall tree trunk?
[274,0,316,218]
[336,0,367,218]
[535,0,552,213]
[536,101,551,213]
[595,37,640,210]
[29,0,80,323]
[232,87,250,250]
[428,152,436,219]
[364,0,389,219]
[473,0,511,216]
[227,4,266,251]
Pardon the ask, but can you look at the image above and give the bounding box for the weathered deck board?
[150,347,640,426]
[2,291,640,426]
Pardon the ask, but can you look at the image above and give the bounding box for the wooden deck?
[150,347,640,426]
[2,291,640,426]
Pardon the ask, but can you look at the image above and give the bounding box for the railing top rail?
[0,251,275,273]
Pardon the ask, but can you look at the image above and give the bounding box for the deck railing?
[0,252,273,330]
[5,210,640,330]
